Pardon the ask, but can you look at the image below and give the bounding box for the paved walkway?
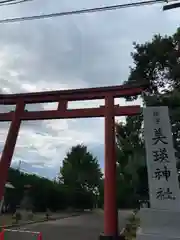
[4,210,132,240]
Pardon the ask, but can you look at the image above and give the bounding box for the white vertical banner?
[143,106,180,210]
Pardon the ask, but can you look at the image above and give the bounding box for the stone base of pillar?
[136,208,180,240]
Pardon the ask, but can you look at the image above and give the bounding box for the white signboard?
[143,106,180,210]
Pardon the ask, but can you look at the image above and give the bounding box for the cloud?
[0,0,179,178]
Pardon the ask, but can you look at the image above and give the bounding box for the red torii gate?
[0,83,147,239]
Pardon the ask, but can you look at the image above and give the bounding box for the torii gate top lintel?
[0,82,148,104]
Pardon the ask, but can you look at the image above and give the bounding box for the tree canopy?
[4,144,102,213]
[5,168,67,212]
[115,115,148,207]
[115,28,180,206]
[60,144,102,191]
[126,27,180,162]
[127,27,180,96]
[60,144,102,209]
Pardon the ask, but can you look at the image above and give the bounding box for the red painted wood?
[0,101,24,201]
[0,84,147,104]
[104,95,118,235]
[0,105,141,121]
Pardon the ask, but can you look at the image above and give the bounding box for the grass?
[123,211,140,240]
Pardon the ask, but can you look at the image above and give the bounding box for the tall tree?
[115,28,180,206]
[126,27,180,96]
[125,27,180,164]
[60,144,102,208]
[116,115,148,207]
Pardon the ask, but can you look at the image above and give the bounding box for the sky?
[0,0,179,179]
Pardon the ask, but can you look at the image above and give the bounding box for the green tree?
[116,115,147,207]
[60,144,102,209]
[115,27,180,206]
[126,27,180,96]
[125,27,180,164]
[6,168,67,212]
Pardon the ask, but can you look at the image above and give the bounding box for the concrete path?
[4,210,132,240]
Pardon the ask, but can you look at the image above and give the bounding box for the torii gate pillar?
[104,95,118,236]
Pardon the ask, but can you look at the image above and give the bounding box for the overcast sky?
[0,0,179,179]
